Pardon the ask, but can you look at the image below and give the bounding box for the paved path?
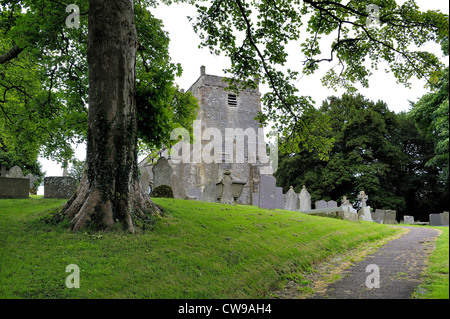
[312,226,440,299]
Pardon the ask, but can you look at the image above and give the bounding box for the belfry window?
[228,94,237,107]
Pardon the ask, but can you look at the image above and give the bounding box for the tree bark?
[63,0,161,233]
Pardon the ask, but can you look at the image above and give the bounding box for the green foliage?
[409,45,449,184]
[151,185,174,198]
[0,0,198,166]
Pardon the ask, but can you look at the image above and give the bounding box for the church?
[138,66,277,206]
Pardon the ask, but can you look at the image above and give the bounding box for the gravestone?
[372,209,386,224]
[0,177,29,199]
[259,175,277,209]
[358,207,373,221]
[441,211,449,226]
[252,192,259,207]
[189,187,203,201]
[7,165,24,178]
[327,200,338,208]
[219,174,234,205]
[25,173,37,195]
[403,215,414,224]
[298,185,311,211]
[44,177,77,198]
[139,166,151,194]
[341,196,351,207]
[203,180,218,203]
[429,214,441,226]
[152,157,173,189]
[383,210,397,224]
[275,187,284,209]
[357,190,368,207]
[315,200,327,209]
[284,186,298,211]
[0,165,9,177]
[24,173,36,188]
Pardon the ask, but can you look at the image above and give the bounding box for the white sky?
[36,0,449,194]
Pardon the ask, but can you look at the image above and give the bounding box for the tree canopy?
[2,1,448,165]
[0,0,198,168]
[188,0,448,158]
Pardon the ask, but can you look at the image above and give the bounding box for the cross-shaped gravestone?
[357,191,368,207]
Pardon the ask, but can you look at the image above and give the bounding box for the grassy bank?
[0,196,402,298]
[414,226,449,299]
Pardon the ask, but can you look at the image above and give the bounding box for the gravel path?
[312,226,440,299]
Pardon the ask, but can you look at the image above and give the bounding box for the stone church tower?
[140,66,274,205]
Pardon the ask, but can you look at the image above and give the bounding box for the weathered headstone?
[152,157,173,189]
[7,165,24,178]
[315,200,327,209]
[284,186,298,211]
[357,190,368,207]
[0,165,9,177]
[203,180,218,203]
[298,185,311,211]
[252,192,259,207]
[372,209,386,224]
[275,187,284,209]
[327,200,338,208]
[383,210,397,224]
[441,211,449,226]
[358,206,373,221]
[259,175,277,209]
[0,177,29,198]
[24,173,36,188]
[44,177,77,198]
[25,173,37,195]
[189,187,203,201]
[139,166,151,194]
[219,174,234,205]
[429,214,441,226]
[403,215,414,224]
[341,196,351,207]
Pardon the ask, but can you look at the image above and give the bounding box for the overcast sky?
[37,0,449,193]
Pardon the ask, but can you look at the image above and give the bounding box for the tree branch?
[0,45,23,64]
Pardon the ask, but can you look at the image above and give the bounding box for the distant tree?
[392,112,448,221]
[276,94,405,211]
[276,94,449,220]
[68,159,85,185]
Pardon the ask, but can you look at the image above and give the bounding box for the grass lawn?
[0,196,411,298]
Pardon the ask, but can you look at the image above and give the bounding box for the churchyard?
[0,196,447,299]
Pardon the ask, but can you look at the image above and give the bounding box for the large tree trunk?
[63,0,161,233]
